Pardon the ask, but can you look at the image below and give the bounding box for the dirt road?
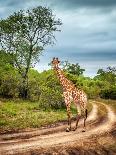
[0,101,116,155]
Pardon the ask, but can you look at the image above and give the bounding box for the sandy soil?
[0,101,116,155]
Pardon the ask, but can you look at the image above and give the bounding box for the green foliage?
[39,86,64,110]
[100,86,116,100]
[0,50,14,67]
[95,67,116,85]
[0,73,19,98]
[95,66,116,99]
[63,61,85,76]
[28,69,41,101]
[0,50,116,109]
[0,51,20,98]
[39,70,64,109]
[0,6,62,99]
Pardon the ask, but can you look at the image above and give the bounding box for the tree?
[96,66,116,85]
[95,66,116,99]
[63,61,85,76]
[0,6,62,98]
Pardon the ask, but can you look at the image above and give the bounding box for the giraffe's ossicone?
[51,57,88,132]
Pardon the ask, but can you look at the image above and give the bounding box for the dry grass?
[97,98,116,113]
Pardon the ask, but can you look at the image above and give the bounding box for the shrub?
[28,79,41,101]
[0,67,19,98]
[39,86,64,110]
[100,87,116,100]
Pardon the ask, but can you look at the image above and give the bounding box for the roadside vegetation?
[97,99,116,113]
[0,100,92,133]
[0,100,66,133]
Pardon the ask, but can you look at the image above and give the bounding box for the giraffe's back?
[72,88,87,110]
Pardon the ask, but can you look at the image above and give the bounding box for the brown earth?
[0,101,116,155]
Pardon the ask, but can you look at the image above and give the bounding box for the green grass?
[0,100,66,133]
[96,99,116,113]
[0,100,92,133]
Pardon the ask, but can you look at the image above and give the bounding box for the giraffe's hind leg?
[73,104,81,131]
[82,109,88,132]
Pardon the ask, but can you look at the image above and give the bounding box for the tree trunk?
[19,45,33,99]
[19,74,28,99]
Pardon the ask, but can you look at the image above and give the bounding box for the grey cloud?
[46,46,116,61]
[0,0,26,8]
[2,0,116,9]
[0,0,44,18]
[50,0,116,9]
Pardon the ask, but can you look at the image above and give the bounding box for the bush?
[27,70,41,101]
[0,65,19,98]
[28,79,41,101]
[39,86,64,110]
[100,87,116,100]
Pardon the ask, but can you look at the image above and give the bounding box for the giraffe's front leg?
[63,91,72,132]
[66,104,72,132]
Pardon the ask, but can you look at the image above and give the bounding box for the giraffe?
[51,57,88,132]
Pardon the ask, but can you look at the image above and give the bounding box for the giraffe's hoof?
[82,129,86,132]
[66,128,70,132]
[72,128,77,131]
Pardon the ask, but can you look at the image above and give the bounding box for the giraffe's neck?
[57,68,65,78]
[55,68,65,82]
[54,68,74,90]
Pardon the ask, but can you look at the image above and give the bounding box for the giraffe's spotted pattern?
[57,68,87,111]
[52,57,88,130]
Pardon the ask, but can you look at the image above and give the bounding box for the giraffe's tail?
[85,109,88,119]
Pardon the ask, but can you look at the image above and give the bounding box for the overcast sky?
[0,0,116,77]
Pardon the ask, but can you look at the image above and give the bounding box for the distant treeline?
[0,51,116,109]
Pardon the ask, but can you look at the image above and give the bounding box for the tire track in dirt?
[0,102,115,155]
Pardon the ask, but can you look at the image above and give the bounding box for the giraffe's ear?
[56,57,59,61]
[56,58,60,63]
[53,57,55,60]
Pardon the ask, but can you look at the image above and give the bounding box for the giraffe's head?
[51,57,60,69]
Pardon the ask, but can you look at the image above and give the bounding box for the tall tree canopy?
[62,61,85,76]
[96,66,116,85]
[0,6,62,98]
